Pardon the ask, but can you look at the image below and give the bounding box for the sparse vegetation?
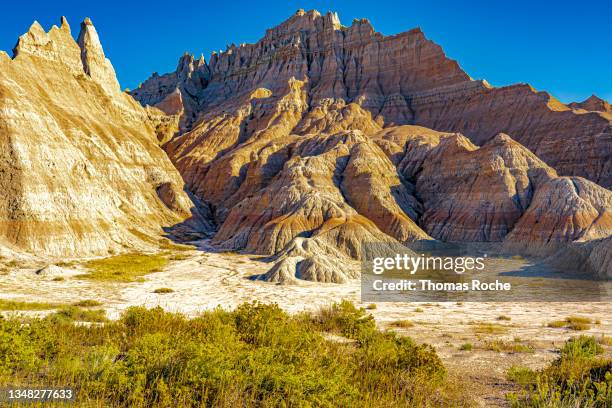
[459,343,473,351]
[53,306,108,323]
[484,340,534,353]
[390,319,415,328]
[414,307,424,312]
[547,316,592,331]
[52,276,65,282]
[0,299,61,311]
[0,301,472,407]
[470,322,509,334]
[507,336,611,407]
[80,253,169,282]
[497,315,511,321]
[366,303,377,310]
[73,300,103,307]
[153,288,175,294]
[506,366,535,386]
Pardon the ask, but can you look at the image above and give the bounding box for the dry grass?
[390,320,414,328]
[483,340,534,353]
[470,322,509,334]
[548,316,592,331]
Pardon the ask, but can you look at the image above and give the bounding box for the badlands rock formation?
[128,9,611,281]
[0,18,195,257]
[2,11,609,283]
[133,9,611,188]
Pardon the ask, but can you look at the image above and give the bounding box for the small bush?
[365,303,377,310]
[414,307,424,312]
[560,336,603,360]
[52,277,65,282]
[506,366,535,386]
[507,336,611,407]
[547,320,566,328]
[52,306,108,323]
[459,343,473,351]
[497,315,511,321]
[153,288,174,294]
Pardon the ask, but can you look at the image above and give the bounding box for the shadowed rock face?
[132,9,611,188]
[0,18,195,257]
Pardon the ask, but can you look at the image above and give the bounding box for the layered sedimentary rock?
[133,9,612,188]
[504,177,612,255]
[0,18,195,257]
[127,10,611,281]
[374,128,558,242]
[373,127,611,254]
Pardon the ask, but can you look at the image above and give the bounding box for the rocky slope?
[133,9,611,188]
[0,18,196,258]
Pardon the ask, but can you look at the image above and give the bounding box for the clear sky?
[2,0,611,102]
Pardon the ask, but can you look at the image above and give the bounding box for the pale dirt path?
[1,246,610,407]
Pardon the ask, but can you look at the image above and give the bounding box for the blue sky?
[2,0,611,102]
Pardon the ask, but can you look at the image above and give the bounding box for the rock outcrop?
[0,18,196,258]
[132,9,611,188]
[569,95,612,114]
[504,177,611,255]
[127,10,611,281]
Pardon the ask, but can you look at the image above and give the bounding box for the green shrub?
[506,366,535,386]
[0,302,470,407]
[52,306,108,323]
[459,343,473,351]
[507,336,611,407]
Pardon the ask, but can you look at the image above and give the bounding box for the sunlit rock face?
[128,9,610,282]
[0,17,195,258]
[132,9,611,188]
